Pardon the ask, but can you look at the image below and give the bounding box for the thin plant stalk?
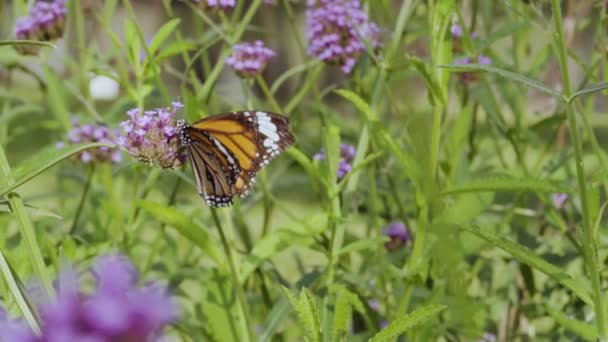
[550,0,607,339]
[210,208,253,342]
[69,164,95,234]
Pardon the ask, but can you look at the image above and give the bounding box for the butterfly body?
[177,111,294,207]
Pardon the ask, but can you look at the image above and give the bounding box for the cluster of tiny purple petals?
[552,193,568,209]
[382,221,410,251]
[57,119,121,164]
[117,102,186,169]
[191,0,236,9]
[450,23,463,39]
[306,0,381,74]
[0,254,178,342]
[226,41,276,78]
[313,143,356,180]
[14,0,66,54]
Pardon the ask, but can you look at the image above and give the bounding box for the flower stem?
[210,208,253,342]
[0,145,54,299]
[551,0,607,339]
[69,164,95,234]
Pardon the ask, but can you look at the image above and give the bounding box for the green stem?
[69,164,95,234]
[551,0,607,339]
[429,105,442,182]
[210,209,253,342]
[0,146,53,299]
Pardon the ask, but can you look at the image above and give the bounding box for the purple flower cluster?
[0,254,178,342]
[117,102,186,169]
[57,119,121,164]
[306,0,381,74]
[14,0,66,54]
[192,0,236,10]
[552,193,568,209]
[450,23,463,39]
[454,55,492,84]
[382,221,410,251]
[314,143,356,180]
[226,41,276,78]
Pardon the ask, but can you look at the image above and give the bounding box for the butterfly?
[176,111,295,207]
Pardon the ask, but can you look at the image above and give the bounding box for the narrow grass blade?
[442,175,569,195]
[0,250,40,333]
[546,306,597,340]
[368,304,447,342]
[1,142,115,197]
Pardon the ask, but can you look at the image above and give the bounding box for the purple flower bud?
[58,119,122,165]
[13,0,66,55]
[226,41,276,78]
[192,0,236,10]
[382,221,410,251]
[450,23,463,39]
[306,0,382,74]
[455,55,492,84]
[552,193,568,209]
[477,332,497,342]
[118,102,186,169]
[313,143,357,180]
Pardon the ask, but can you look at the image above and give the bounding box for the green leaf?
[0,143,115,197]
[464,225,593,305]
[368,304,447,342]
[569,82,608,103]
[138,200,222,265]
[0,40,56,48]
[258,297,291,342]
[148,18,181,54]
[0,250,40,333]
[442,175,569,195]
[332,287,351,342]
[546,306,597,340]
[299,288,322,342]
[334,89,377,121]
[154,40,195,62]
[439,63,565,101]
[337,236,388,256]
[201,269,246,342]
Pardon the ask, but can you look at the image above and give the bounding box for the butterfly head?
[176,119,191,146]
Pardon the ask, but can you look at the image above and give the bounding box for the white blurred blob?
[89,74,120,101]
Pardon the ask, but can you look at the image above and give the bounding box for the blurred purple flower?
[264,0,277,4]
[58,119,122,164]
[13,0,66,54]
[0,253,178,342]
[306,0,381,74]
[382,221,410,251]
[450,23,463,39]
[226,41,276,78]
[314,143,356,180]
[192,0,236,10]
[368,299,379,312]
[117,102,186,169]
[477,332,496,342]
[552,193,568,209]
[455,55,492,84]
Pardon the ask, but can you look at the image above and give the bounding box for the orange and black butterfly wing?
[178,124,239,207]
[191,111,295,197]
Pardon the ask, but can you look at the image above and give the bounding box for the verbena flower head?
[57,119,122,164]
[450,23,463,39]
[313,143,356,180]
[306,0,381,74]
[0,253,178,342]
[455,55,492,84]
[118,102,186,169]
[226,41,276,78]
[382,221,410,251]
[192,0,236,10]
[13,0,66,54]
[552,193,568,209]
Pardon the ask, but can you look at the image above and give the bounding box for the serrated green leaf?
[443,175,569,195]
[439,63,565,101]
[0,143,115,197]
[368,304,447,342]
[334,89,377,121]
[138,200,222,265]
[299,288,322,342]
[148,18,180,54]
[332,287,351,342]
[464,225,592,305]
